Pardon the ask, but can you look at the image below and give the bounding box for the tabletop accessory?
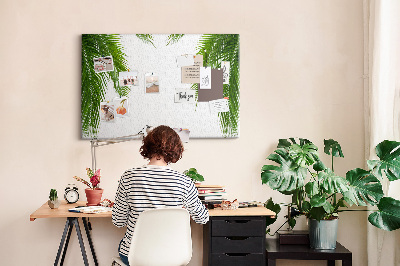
[64,184,79,204]
[261,138,400,249]
[48,189,60,209]
[74,168,103,206]
[183,167,204,183]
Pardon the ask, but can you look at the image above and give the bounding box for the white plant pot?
[48,199,60,209]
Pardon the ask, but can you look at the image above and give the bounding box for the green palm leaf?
[195,34,240,137]
[368,197,400,231]
[166,34,184,46]
[318,169,349,195]
[81,34,129,138]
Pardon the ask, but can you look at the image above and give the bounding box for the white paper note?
[174,89,196,103]
[200,67,212,89]
[176,55,195,67]
[221,61,230,84]
[209,98,229,113]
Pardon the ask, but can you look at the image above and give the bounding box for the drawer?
[212,236,264,253]
[212,218,265,236]
[211,253,264,266]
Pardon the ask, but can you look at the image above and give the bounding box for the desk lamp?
[90,125,153,171]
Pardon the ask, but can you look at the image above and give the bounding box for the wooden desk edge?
[209,206,275,217]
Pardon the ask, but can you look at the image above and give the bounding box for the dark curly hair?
[140,125,184,164]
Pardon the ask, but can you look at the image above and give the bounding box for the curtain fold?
[366,0,400,265]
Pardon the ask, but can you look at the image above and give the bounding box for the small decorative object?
[64,184,79,204]
[221,199,239,210]
[99,199,114,208]
[48,189,60,209]
[183,168,204,183]
[74,168,103,206]
[261,138,400,249]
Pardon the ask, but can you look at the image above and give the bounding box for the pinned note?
[181,55,203,83]
[176,55,195,67]
[221,61,230,84]
[200,67,212,89]
[174,89,196,103]
[209,98,230,113]
[198,69,223,102]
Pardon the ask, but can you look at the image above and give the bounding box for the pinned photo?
[145,73,159,93]
[93,56,114,73]
[100,102,116,122]
[114,97,129,118]
[119,71,138,86]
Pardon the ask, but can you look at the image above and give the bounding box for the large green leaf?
[305,181,319,197]
[261,149,307,192]
[318,169,349,195]
[308,207,326,221]
[367,140,400,181]
[310,195,332,213]
[288,142,319,168]
[368,197,400,231]
[324,139,344,157]
[264,198,281,227]
[343,168,383,206]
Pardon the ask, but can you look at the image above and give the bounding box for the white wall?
[0,0,366,265]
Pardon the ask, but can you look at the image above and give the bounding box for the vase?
[48,199,60,209]
[85,188,103,206]
[309,218,338,249]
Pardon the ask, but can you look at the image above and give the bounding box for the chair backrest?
[128,208,192,266]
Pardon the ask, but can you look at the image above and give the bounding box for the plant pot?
[308,218,338,249]
[48,199,60,209]
[85,188,103,206]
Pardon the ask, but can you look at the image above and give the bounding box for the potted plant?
[48,189,60,209]
[261,138,400,249]
[183,168,204,183]
[74,168,103,206]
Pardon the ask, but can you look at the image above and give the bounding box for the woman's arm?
[112,174,129,227]
[182,181,209,224]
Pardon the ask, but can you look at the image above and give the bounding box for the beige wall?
[0,0,366,265]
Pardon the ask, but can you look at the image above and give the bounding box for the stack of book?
[195,184,227,205]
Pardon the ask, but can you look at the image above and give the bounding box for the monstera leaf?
[367,140,400,181]
[288,142,319,168]
[264,198,281,227]
[318,169,349,195]
[368,197,400,231]
[324,139,344,157]
[261,149,307,192]
[343,168,383,206]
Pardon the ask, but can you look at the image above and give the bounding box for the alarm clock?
[64,184,79,204]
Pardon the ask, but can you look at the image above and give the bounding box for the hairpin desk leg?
[60,219,73,265]
[82,217,99,266]
[71,218,89,266]
[54,219,71,266]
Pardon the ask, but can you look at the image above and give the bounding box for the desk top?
[30,202,275,221]
[30,201,110,221]
[208,206,275,217]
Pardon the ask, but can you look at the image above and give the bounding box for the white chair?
[112,208,192,266]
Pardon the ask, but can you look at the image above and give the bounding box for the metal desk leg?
[60,219,73,266]
[343,259,352,266]
[83,217,99,266]
[71,218,89,266]
[267,259,276,266]
[55,219,71,266]
[327,260,335,266]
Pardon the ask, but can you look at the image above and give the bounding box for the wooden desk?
[30,201,109,266]
[266,238,352,266]
[204,207,275,266]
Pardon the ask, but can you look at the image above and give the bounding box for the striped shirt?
[112,165,209,257]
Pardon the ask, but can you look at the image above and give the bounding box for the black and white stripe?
[112,165,209,257]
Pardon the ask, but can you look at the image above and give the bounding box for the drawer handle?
[225,236,249,240]
[224,220,250,224]
[225,253,250,257]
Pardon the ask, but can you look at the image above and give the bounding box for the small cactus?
[49,189,58,201]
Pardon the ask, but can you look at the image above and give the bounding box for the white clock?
[64,184,79,204]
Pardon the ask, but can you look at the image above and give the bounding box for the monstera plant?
[261,138,400,233]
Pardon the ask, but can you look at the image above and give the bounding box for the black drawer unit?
[204,216,267,266]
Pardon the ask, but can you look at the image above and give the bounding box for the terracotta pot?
[85,188,103,206]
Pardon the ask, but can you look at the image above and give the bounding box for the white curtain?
[366,0,400,265]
